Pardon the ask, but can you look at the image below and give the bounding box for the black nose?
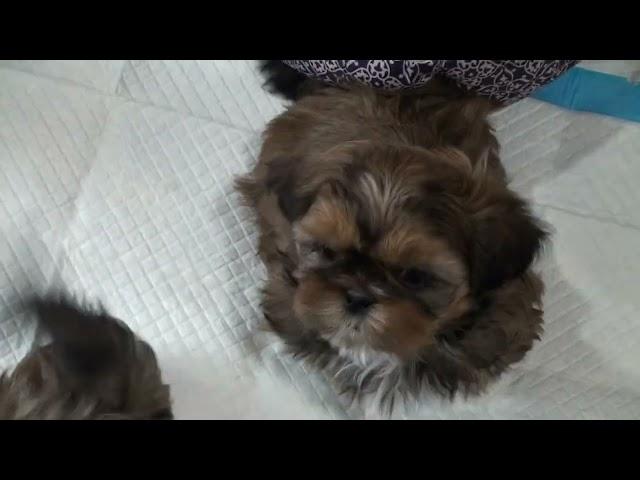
[345,290,374,314]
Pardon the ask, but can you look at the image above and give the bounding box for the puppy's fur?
[238,74,547,410]
[0,294,172,420]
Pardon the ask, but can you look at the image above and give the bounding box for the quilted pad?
[1,61,639,419]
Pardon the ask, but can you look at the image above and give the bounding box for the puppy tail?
[28,295,130,378]
[259,60,320,101]
[25,294,173,419]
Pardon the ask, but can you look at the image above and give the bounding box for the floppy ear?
[434,97,498,163]
[469,190,547,293]
[265,156,315,222]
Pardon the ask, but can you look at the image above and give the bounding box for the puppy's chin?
[292,274,444,361]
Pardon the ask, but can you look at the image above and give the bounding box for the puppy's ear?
[435,98,498,164]
[469,189,547,293]
[266,156,315,222]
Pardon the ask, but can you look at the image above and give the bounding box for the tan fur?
[237,80,546,407]
[374,223,465,285]
[298,194,361,251]
[372,299,441,359]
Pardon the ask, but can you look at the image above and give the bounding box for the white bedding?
[1,60,639,419]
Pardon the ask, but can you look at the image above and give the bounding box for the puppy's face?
[271,142,545,361]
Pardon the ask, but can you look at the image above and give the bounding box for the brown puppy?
[0,294,172,420]
[237,80,547,410]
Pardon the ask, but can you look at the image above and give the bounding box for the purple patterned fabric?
[282,60,579,104]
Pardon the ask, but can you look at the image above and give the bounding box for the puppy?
[0,294,172,420]
[237,74,547,410]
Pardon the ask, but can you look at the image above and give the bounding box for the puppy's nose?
[345,290,375,314]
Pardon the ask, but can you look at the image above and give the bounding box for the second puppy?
[0,294,172,420]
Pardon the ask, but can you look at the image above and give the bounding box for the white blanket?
[1,60,639,419]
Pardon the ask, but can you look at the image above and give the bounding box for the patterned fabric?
[282,60,579,104]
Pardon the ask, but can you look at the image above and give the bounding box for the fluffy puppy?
[238,76,547,410]
[0,294,172,420]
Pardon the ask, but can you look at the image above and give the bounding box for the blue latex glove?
[532,67,640,123]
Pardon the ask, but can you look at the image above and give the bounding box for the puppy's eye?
[319,245,336,261]
[309,243,336,261]
[400,268,431,289]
